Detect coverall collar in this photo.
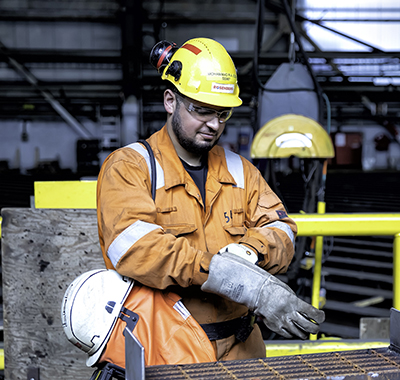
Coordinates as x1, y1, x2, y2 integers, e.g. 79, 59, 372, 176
151, 126, 238, 191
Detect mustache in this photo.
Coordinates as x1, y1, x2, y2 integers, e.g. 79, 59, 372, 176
199, 127, 218, 136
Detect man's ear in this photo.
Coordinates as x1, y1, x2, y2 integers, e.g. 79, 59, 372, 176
164, 89, 176, 114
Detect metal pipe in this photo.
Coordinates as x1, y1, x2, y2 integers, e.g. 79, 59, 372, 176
311, 202, 326, 309
292, 213, 400, 236
290, 212, 400, 326
310, 201, 325, 340
0, 41, 93, 139
265, 339, 389, 357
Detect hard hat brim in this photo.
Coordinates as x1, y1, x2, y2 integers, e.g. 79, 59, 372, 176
183, 91, 243, 108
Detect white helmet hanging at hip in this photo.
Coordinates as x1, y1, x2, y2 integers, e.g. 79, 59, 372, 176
61, 269, 134, 367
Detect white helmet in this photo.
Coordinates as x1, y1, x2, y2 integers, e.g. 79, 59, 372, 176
61, 269, 134, 367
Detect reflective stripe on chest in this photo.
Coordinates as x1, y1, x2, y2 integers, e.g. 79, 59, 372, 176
127, 142, 165, 190
127, 144, 245, 192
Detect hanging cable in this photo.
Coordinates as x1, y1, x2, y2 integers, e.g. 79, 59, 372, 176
288, 0, 296, 65
253, 0, 327, 125
322, 92, 331, 134
253, 0, 315, 94
280, 0, 324, 123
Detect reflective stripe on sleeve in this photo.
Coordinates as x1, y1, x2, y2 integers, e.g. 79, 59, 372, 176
126, 142, 165, 190
263, 221, 295, 246
224, 148, 244, 189
173, 300, 191, 321
107, 220, 163, 267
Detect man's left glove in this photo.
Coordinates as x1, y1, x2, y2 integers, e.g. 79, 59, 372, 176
201, 251, 325, 339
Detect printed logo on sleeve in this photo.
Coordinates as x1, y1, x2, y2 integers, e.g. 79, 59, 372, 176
276, 210, 288, 219
211, 83, 235, 94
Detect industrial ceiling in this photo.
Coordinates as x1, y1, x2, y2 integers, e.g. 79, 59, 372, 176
0, 0, 399, 138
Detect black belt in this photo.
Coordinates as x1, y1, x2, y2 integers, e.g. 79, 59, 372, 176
200, 312, 256, 342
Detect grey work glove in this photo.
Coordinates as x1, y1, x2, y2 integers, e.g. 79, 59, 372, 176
201, 252, 325, 339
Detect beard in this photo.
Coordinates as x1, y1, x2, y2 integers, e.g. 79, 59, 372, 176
171, 104, 220, 157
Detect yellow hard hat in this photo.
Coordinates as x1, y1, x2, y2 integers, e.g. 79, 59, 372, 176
251, 114, 335, 159
150, 38, 242, 108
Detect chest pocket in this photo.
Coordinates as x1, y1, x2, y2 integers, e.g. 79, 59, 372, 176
156, 205, 197, 237
222, 188, 246, 237
165, 224, 197, 237
129, 142, 198, 238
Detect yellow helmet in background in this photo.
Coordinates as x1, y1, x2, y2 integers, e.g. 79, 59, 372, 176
150, 38, 242, 108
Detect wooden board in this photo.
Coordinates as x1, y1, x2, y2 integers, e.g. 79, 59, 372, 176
1, 208, 105, 380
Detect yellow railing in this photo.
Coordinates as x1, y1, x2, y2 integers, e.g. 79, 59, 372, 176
292, 211, 400, 308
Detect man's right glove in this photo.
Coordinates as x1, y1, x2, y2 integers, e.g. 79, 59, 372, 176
201, 252, 325, 339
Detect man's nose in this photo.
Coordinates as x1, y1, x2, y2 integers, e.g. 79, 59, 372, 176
206, 115, 221, 130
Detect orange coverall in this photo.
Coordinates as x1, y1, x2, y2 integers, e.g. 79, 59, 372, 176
97, 125, 297, 362
100, 284, 217, 367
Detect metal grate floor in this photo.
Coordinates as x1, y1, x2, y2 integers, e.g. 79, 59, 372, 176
144, 348, 400, 379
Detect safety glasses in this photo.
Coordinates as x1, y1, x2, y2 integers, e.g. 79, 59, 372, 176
175, 93, 233, 124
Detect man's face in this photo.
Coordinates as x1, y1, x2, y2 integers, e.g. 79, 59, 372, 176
171, 94, 228, 156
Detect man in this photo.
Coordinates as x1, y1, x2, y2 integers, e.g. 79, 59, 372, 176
96, 37, 324, 363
